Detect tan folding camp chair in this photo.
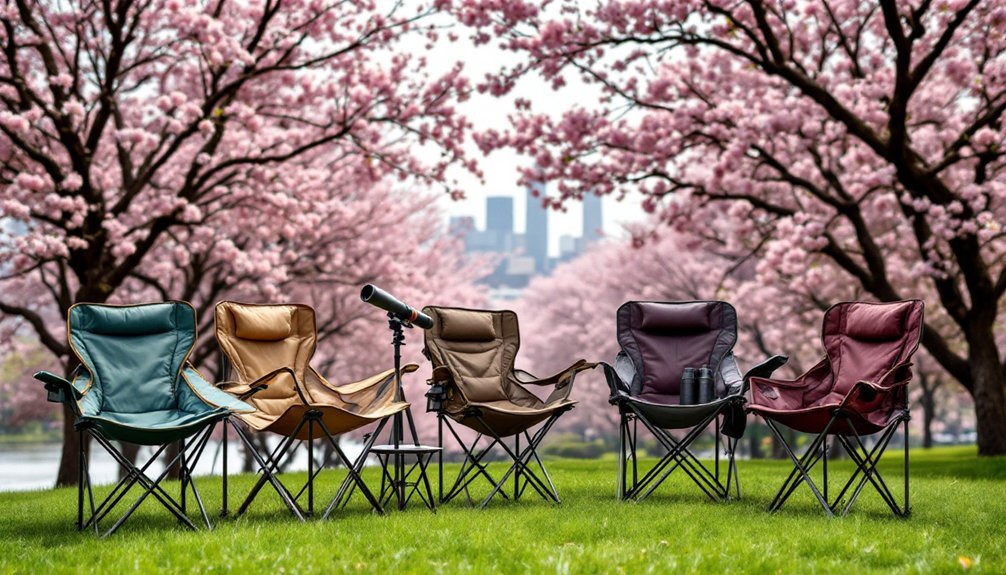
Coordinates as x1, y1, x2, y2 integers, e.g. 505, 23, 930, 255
422, 306, 595, 508
214, 301, 414, 520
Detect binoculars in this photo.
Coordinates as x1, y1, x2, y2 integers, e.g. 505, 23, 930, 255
680, 367, 715, 405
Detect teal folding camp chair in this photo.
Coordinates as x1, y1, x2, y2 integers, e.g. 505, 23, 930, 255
35, 302, 252, 536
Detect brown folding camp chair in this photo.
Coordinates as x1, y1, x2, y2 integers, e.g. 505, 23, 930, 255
214, 301, 414, 520
422, 306, 596, 508
747, 300, 924, 517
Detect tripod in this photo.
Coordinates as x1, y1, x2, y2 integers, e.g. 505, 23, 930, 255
369, 315, 439, 510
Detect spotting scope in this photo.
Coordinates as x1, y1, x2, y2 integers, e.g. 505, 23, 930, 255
360, 284, 434, 329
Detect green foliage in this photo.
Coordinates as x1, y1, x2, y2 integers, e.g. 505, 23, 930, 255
540, 433, 610, 459
0, 446, 1002, 574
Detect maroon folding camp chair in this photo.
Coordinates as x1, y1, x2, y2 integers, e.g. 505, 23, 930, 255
748, 300, 924, 517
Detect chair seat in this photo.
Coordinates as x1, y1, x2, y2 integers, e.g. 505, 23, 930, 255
747, 402, 893, 435
452, 398, 577, 437
235, 401, 409, 440
622, 394, 742, 430
80, 407, 229, 445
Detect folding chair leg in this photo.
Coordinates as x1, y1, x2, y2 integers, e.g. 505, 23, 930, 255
329, 419, 389, 512
307, 418, 315, 516
475, 412, 564, 509
764, 418, 834, 517
179, 441, 187, 516
631, 407, 725, 502
715, 418, 721, 483
439, 419, 509, 504
724, 436, 741, 500
319, 419, 385, 518
904, 416, 910, 515
525, 429, 558, 500
832, 414, 910, 517
89, 424, 216, 537
232, 424, 306, 521
513, 434, 520, 501
86, 438, 175, 529
445, 434, 502, 504
617, 410, 632, 500
437, 414, 444, 502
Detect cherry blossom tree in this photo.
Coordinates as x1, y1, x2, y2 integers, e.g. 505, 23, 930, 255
516, 227, 765, 443
0, 0, 477, 485
518, 223, 973, 454
450, 0, 1006, 454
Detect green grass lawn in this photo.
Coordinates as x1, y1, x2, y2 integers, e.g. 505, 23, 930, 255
0, 446, 1003, 574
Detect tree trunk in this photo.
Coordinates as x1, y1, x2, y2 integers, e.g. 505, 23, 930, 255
917, 370, 935, 449
969, 336, 1006, 455
164, 442, 182, 480
748, 422, 764, 459
55, 403, 85, 487
119, 443, 140, 480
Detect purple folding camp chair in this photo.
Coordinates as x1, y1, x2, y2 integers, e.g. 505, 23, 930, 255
601, 301, 787, 501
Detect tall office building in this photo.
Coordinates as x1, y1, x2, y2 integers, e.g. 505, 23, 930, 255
486, 196, 514, 233
485, 196, 514, 252
525, 182, 549, 273
582, 193, 603, 243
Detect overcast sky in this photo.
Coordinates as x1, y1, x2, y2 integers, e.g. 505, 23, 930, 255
414, 18, 645, 255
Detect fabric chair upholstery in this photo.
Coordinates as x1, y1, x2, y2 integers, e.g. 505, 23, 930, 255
64, 302, 252, 445
34, 301, 251, 536
609, 301, 748, 431
746, 299, 924, 517
748, 300, 924, 434
215, 301, 411, 439
602, 300, 787, 502
423, 306, 590, 437
423, 305, 595, 508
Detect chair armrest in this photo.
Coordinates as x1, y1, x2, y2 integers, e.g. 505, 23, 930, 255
514, 359, 594, 389
598, 361, 631, 401
749, 357, 832, 409
841, 362, 914, 408
743, 355, 789, 383
752, 356, 830, 391
34, 371, 81, 403
219, 366, 306, 402
181, 364, 254, 413
328, 364, 419, 395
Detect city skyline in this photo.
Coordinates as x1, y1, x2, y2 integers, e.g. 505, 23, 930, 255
451, 183, 605, 295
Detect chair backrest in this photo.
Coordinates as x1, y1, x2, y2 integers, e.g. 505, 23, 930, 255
214, 302, 317, 384
422, 306, 520, 403
616, 301, 738, 397
821, 300, 925, 398
68, 302, 196, 414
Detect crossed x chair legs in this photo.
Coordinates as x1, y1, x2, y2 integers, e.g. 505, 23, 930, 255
438, 408, 568, 509
76, 421, 218, 538
761, 410, 911, 518
222, 413, 388, 521
617, 403, 740, 503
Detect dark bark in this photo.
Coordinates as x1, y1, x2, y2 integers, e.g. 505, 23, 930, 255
916, 368, 943, 449
55, 403, 85, 487
119, 443, 140, 481
968, 334, 1006, 454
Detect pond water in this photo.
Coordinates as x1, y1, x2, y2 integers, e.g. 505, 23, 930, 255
0, 439, 363, 492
